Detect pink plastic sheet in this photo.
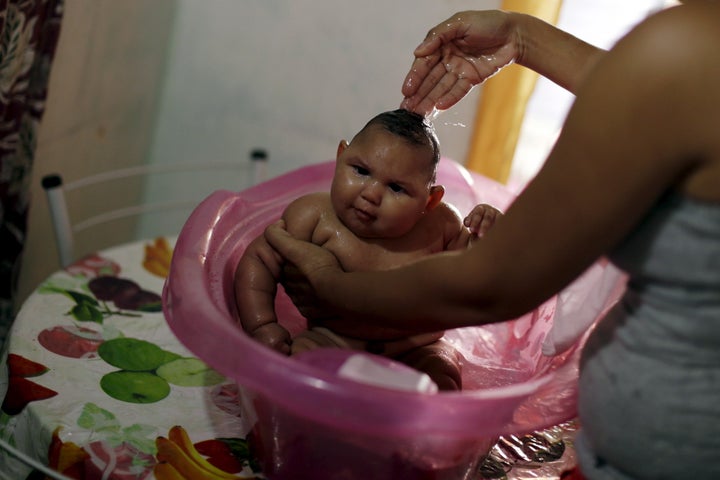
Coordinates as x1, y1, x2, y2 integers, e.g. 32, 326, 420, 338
163, 158, 624, 479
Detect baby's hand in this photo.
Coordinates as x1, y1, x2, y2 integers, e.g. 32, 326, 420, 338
464, 204, 502, 237
251, 323, 291, 355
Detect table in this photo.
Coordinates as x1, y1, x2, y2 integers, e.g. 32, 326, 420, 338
0, 237, 581, 480
0, 237, 260, 479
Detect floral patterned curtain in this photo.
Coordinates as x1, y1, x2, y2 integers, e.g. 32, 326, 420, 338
0, 0, 64, 343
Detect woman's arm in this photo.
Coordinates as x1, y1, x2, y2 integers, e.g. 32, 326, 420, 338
511, 11, 605, 92
269, 6, 714, 336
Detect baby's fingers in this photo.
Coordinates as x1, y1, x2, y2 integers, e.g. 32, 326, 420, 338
464, 205, 501, 236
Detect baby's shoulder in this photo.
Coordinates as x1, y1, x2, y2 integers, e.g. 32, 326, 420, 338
427, 201, 464, 225
284, 192, 331, 215
426, 201, 473, 250
282, 192, 333, 235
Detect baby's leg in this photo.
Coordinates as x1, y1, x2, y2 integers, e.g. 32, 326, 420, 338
396, 340, 462, 391
250, 323, 291, 355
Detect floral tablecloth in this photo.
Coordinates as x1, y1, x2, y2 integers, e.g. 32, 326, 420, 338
0, 238, 262, 479
0, 237, 582, 480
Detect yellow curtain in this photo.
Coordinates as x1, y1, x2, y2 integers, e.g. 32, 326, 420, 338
466, 0, 563, 183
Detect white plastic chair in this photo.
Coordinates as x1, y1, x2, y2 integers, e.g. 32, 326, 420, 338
41, 151, 268, 267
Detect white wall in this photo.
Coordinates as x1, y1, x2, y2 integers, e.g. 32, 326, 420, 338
17, 0, 176, 306
140, 0, 500, 236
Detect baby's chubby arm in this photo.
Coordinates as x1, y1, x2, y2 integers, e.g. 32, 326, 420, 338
235, 234, 290, 353
234, 194, 323, 354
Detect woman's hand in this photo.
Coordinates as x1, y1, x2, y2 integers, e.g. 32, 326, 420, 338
401, 9, 604, 113
401, 10, 518, 115
279, 263, 338, 322
264, 220, 342, 314
267, 221, 430, 339
264, 220, 341, 280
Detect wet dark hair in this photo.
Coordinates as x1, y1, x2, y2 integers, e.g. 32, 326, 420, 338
358, 109, 440, 180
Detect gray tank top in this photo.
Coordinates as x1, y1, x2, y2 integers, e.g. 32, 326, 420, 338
575, 191, 720, 479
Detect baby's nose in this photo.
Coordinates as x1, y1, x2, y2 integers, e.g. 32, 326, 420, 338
361, 181, 383, 204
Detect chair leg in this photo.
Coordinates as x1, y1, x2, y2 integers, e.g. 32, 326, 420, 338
42, 174, 74, 268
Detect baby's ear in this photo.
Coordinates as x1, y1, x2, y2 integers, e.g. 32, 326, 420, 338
425, 185, 445, 211
336, 140, 349, 160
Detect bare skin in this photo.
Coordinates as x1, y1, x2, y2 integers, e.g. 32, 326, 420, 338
264, 3, 720, 337
237, 192, 465, 347
400, 10, 605, 115
261, 4, 720, 476
235, 121, 501, 390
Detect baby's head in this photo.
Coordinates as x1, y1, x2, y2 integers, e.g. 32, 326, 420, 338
359, 109, 440, 180
331, 109, 444, 239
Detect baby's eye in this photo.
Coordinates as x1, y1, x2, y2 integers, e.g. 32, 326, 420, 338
389, 183, 405, 194
353, 165, 370, 176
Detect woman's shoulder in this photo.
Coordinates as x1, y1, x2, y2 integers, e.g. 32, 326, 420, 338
593, 3, 720, 112
650, 1, 720, 26
618, 3, 720, 61
603, 3, 720, 200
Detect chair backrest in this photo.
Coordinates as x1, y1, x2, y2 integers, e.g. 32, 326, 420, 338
41, 153, 268, 267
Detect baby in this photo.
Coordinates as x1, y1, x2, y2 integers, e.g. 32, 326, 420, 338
234, 109, 501, 390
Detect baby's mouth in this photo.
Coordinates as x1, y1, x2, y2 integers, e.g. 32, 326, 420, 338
353, 206, 375, 222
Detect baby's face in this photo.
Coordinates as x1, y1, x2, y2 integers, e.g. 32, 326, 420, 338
331, 126, 435, 239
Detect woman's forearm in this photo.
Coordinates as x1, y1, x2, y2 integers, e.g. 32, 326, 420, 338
314, 250, 511, 335
512, 12, 606, 93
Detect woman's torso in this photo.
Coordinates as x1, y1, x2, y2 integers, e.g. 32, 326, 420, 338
577, 191, 720, 479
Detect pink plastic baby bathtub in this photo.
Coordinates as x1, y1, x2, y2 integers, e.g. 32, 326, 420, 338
163, 158, 624, 480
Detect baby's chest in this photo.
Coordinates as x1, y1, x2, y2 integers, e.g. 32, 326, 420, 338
313, 222, 444, 271
334, 242, 423, 271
